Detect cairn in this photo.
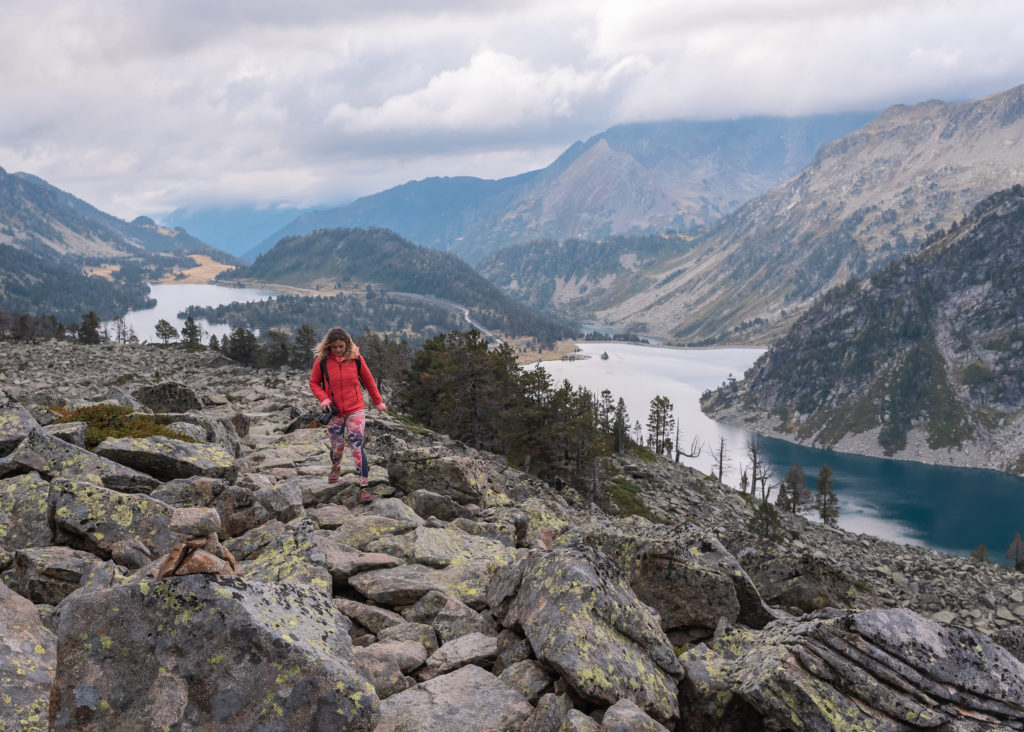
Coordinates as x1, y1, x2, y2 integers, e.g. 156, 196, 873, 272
152, 507, 238, 578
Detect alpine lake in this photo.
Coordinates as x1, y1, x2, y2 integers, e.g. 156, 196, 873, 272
118, 284, 1024, 564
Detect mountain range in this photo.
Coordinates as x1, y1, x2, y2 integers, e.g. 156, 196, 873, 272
478, 84, 1024, 344
0, 167, 245, 322
702, 184, 1024, 474
243, 112, 876, 264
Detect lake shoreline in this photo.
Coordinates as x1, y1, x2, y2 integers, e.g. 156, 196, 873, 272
705, 395, 1024, 479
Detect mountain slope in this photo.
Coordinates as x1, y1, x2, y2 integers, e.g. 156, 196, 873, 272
701, 185, 1024, 474
2, 170, 210, 258
250, 112, 875, 264
221, 227, 575, 341
577, 84, 1024, 343
160, 204, 318, 259
0, 166, 239, 322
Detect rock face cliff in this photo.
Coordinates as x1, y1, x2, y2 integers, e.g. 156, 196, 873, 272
703, 185, 1024, 474
1, 341, 1023, 730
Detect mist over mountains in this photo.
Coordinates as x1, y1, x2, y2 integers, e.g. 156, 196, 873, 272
243, 112, 876, 264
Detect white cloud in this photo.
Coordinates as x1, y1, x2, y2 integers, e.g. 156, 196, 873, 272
0, 0, 1022, 219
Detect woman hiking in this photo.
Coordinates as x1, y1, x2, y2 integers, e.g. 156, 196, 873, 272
309, 327, 387, 503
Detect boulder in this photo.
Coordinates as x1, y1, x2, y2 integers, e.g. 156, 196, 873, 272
738, 547, 855, 613
493, 628, 532, 675
678, 607, 1024, 731
306, 503, 352, 529
49, 476, 177, 561
350, 555, 512, 610
419, 631, 498, 680
49, 574, 379, 730
353, 496, 425, 526
329, 515, 418, 551
558, 517, 775, 634
9, 428, 159, 493
487, 546, 682, 725
386, 449, 490, 504
10, 546, 112, 604
152, 412, 243, 458
314, 536, 401, 591
95, 435, 239, 483
354, 639, 427, 675
168, 507, 222, 536
238, 519, 332, 595
351, 646, 410, 700
522, 693, 574, 732
0, 472, 53, 552
432, 593, 498, 644
497, 659, 554, 704
131, 382, 202, 413
97, 386, 152, 413
600, 699, 671, 731
376, 664, 532, 731
403, 489, 471, 521
332, 598, 405, 634
487, 497, 571, 548
563, 710, 601, 731
376, 623, 439, 654
43, 420, 87, 448
450, 516, 517, 547
166, 421, 208, 442
0, 403, 41, 457
254, 481, 304, 522
225, 520, 288, 561
0, 579, 56, 731
368, 525, 517, 572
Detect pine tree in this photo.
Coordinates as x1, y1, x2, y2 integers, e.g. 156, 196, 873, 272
816, 465, 839, 527
970, 545, 990, 563
155, 319, 179, 344
1007, 533, 1024, 568
181, 316, 202, 346
646, 395, 674, 456
78, 311, 101, 344
777, 463, 813, 514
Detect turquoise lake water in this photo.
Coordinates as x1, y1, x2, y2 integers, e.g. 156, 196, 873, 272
542, 342, 1024, 564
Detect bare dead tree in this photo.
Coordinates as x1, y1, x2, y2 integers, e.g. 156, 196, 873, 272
673, 422, 702, 463
710, 436, 728, 484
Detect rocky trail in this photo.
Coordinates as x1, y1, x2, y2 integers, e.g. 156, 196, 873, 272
1, 340, 1022, 730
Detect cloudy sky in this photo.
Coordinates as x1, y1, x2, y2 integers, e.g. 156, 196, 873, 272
2, 0, 1023, 219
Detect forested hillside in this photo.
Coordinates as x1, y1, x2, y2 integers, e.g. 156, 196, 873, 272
702, 185, 1024, 473
210, 227, 576, 344
478, 233, 698, 317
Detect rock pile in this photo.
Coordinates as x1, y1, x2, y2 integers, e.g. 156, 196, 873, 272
1, 340, 1022, 731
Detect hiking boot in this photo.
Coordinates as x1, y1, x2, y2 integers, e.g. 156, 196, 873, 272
328, 464, 341, 483
359, 488, 373, 503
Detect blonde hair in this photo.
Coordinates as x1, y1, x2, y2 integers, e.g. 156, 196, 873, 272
313, 327, 355, 361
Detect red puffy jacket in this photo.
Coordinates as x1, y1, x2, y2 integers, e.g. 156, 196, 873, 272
309, 354, 383, 416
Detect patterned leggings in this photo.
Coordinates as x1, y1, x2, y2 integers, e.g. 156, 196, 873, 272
327, 410, 368, 479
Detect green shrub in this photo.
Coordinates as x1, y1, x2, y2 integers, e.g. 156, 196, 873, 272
55, 404, 197, 449
605, 477, 660, 522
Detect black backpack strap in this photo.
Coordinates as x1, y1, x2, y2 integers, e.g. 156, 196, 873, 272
319, 356, 330, 391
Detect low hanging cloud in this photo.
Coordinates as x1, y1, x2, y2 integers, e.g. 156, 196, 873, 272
0, 0, 1022, 218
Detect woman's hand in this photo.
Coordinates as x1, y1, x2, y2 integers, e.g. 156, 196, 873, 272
320, 398, 332, 410
376, 402, 388, 413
